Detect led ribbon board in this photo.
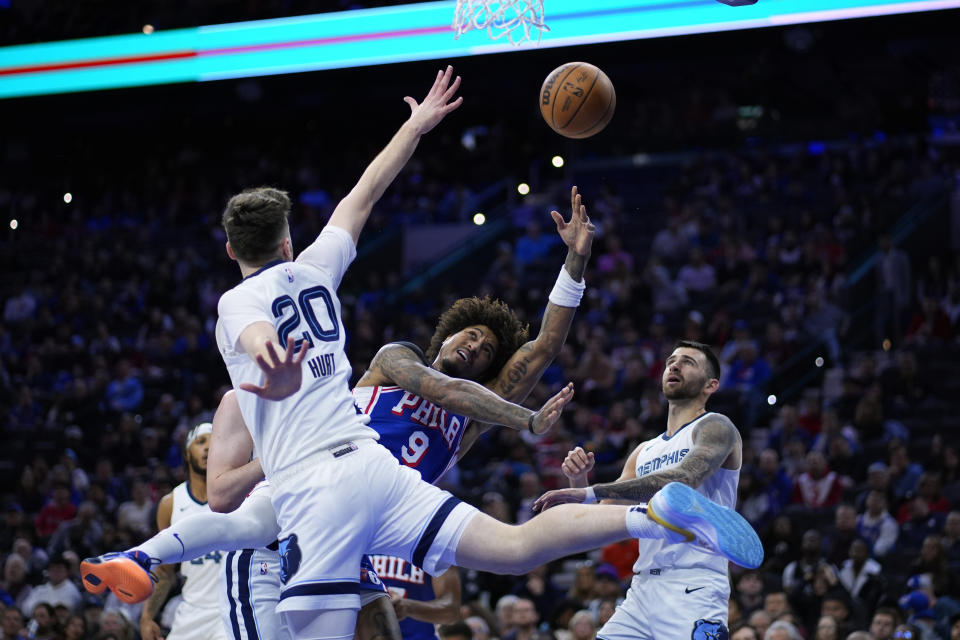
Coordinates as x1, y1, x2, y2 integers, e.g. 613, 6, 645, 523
0, 0, 958, 99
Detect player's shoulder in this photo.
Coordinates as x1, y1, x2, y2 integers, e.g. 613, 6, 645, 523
374, 341, 429, 365
691, 412, 740, 441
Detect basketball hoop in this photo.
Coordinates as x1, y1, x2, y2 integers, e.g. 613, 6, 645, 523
452, 0, 548, 46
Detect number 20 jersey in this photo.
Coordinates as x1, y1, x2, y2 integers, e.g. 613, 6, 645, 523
216, 226, 379, 477
352, 366, 470, 485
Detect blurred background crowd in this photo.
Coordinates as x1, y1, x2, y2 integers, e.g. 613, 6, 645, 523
2, 2, 960, 639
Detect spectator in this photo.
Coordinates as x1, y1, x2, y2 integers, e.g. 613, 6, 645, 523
677, 247, 717, 300
888, 445, 924, 503
783, 529, 836, 592
464, 616, 490, 640
47, 501, 103, 559
825, 505, 860, 566
0, 555, 32, 613
438, 621, 474, 640
837, 539, 883, 608
735, 572, 766, 616
103, 359, 144, 413
942, 511, 960, 569
742, 450, 792, 530
900, 500, 946, 552
815, 615, 841, 640
792, 451, 848, 510
502, 598, 538, 640
33, 483, 77, 541
26, 602, 59, 640
1, 607, 27, 640
803, 290, 849, 364
896, 473, 950, 524
20, 554, 82, 616
731, 622, 760, 640
63, 614, 87, 640
765, 620, 802, 640
115, 481, 153, 538
766, 405, 812, 458
749, 610, 773, 639
97, 609, 133, 640
763, 591, 791, 621
495, 594, 519, 638
873, 234, 912, 344
567, 610, 596, 640
869, 607, 901, 640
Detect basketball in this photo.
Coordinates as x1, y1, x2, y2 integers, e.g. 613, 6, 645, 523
539, 62, 616, 139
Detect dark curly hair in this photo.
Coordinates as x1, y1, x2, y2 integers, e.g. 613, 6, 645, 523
425, 296, 529, 383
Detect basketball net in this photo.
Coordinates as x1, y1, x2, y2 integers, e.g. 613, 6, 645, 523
452, 0, 548, 46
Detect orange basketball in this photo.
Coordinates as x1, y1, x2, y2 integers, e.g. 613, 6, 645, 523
539, 62, 616, 139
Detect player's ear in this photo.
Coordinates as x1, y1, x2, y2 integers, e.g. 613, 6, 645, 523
281, 237, 293, 261
225, 241, 237, 261
704, 377, 720, 395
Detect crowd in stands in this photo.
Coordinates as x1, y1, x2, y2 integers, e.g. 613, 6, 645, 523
1, 124, 959, 639
3, 9, 960, 633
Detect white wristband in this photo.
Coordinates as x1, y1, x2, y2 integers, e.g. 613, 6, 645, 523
582, 486, 597, 504
548, 266, 586, 308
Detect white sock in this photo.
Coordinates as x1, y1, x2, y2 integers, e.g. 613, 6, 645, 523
624, 505, 686, 543
130, 494, 279, 565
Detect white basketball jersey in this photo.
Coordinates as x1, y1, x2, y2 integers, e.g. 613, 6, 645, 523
170, 482, 224, 608
632, 412, 740, 576
216, 226, 378, 476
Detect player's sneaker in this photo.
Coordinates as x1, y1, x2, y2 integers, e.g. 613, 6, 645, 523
81, 550, 156, 604
646, 482, 764, 569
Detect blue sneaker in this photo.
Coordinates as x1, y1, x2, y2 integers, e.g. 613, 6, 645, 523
81, 550, 156, 604
647, 482, 764, 569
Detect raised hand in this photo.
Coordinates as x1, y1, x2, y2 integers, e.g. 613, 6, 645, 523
532, 487, 588, 512
561, 446, 595, 484
239, 336, 308, 401
529, 382, 575, 435
404, 65, 463, 135
551, 186, 595, 257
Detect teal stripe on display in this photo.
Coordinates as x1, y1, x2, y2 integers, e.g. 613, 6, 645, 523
0, 0, 958, 99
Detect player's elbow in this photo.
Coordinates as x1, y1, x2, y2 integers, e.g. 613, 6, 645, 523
437, 604, 460, 624
208, 484, 240, 514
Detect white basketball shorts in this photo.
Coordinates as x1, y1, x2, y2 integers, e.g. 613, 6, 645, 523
269, 438, 478, 613
598, 567, 729, 640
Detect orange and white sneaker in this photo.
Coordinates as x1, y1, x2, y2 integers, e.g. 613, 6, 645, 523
80, 550, 156, 604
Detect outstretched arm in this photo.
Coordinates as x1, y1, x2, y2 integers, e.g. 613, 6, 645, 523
368, 343, 573, 434
534, 414, 739, 510
487, 186, 594, 403
329, 66, 463, 244
208, 390, 262, 513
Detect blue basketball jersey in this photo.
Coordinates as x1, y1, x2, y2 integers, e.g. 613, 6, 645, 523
352, 344, 470, 485
369, 555, 437, 640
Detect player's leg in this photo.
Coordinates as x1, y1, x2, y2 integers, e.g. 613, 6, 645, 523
221, 547, 288, 640
82, 486, 279, 602
454, 504, 641, 574
281, 609, 356, 640
354, 556, 402, 640
454, 484, 763, 572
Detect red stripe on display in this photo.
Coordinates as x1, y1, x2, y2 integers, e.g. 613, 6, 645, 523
198, 24, 450, 57
0, 23, 451, 77
0, 50, 196, 76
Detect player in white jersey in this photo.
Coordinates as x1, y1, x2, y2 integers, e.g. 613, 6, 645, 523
142, 423, 231, 640
534, 340, 747, 640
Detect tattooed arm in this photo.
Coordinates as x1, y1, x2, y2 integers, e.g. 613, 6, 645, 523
369, 343, 572, 433
458, 187, 593, 459
533, 414, 740, 511
487, 185, 594, 404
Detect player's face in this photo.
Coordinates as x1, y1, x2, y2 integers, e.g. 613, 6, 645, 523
437, 325, 499, 380
187, 433, 210, 475
661, 347, 712, 400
